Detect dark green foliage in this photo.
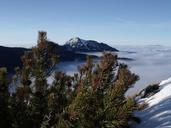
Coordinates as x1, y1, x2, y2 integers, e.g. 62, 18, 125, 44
66, 53, 139, 128
0, 67, 12, 128
0, 32, 139, 128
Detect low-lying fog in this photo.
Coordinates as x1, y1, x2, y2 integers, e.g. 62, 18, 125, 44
56, 45, 171, 96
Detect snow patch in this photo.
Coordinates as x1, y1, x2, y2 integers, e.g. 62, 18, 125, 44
135, 77, 171, 128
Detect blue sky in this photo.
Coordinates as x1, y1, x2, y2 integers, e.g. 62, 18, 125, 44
0, 0, 171, 47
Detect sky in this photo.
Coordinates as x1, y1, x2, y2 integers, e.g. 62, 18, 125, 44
0, 0, 171, 47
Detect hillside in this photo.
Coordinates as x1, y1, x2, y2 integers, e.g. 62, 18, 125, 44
0, 46, 28, 72
135, 77, 171, 128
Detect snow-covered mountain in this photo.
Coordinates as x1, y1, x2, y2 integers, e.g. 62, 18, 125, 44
64, 37, 119, 52
135, 77, 171, 128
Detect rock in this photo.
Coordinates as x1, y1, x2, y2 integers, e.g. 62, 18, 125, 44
139, 84, 160, 98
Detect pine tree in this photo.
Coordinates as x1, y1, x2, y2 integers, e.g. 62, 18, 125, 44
0, 68, 12, 127
26, 31, 58, 128
15, 31, 58, 128
41, 72, 73, 128
66, 53, 139, 128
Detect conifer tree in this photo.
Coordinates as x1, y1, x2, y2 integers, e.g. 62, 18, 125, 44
27, 31, 58, 128
16, 31, 58, 128
66, 53, 139, 128
0, 68, 12, 128
41, 72, 73, 128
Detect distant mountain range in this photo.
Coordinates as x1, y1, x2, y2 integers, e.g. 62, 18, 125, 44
0, 38, 118, 72
64, 37, 118, 52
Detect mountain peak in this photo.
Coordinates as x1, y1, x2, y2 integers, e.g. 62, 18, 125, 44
68, 37, 81, 43
65, 37, 87, 48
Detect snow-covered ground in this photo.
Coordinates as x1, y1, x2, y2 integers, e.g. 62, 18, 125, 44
134, 77, 171, 128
